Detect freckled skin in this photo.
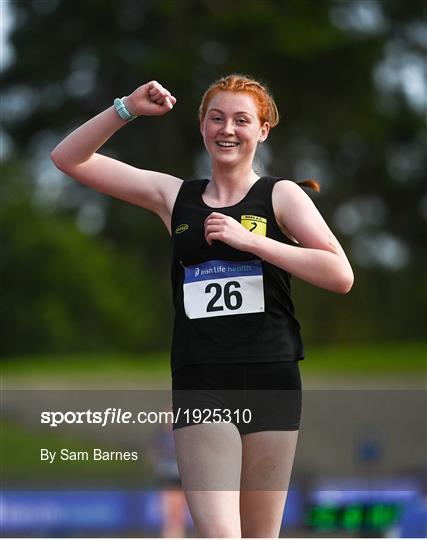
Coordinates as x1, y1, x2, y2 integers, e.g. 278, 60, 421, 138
252, 455, 277, 481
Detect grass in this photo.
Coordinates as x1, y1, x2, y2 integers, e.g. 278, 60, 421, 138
1, 351, 170, 376
299, 341, 426, 374
1, 342, 425, 377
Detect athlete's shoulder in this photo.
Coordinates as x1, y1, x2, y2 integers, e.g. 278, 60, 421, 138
272, 178, 307, 195
269, 177, 300, 186
261, 176, 301, 189
178, 178, 208, 191
271, 179, 313, 221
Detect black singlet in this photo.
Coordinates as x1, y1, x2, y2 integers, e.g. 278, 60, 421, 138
170, 176, 305, 373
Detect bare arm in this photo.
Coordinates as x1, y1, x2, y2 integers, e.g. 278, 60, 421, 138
50, 81, 183, 219
204, 181, 354, 293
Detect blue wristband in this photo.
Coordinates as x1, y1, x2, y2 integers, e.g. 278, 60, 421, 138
113, 96, 137, 121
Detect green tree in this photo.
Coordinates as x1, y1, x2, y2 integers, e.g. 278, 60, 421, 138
1, 160, 160, 354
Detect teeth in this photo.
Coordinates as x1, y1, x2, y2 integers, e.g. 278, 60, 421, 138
217, 142, 238, 147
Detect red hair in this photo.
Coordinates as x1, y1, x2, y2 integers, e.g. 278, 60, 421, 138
199, 73, 279, 127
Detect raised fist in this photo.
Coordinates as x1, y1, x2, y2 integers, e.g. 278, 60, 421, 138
124, 81, 177, 117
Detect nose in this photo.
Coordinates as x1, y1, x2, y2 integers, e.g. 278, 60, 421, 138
220, 118, 234, 135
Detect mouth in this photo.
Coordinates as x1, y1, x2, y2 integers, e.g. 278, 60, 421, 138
215, 141, 239, 148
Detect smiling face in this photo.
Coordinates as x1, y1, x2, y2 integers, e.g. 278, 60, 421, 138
200, 91, 270, 167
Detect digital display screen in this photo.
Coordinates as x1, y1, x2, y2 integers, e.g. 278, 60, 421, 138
307, 503, 402, 531
306, 476, 421, 533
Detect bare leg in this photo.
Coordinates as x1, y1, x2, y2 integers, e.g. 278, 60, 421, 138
173, 422, 242, 537
239, 430, 299, 538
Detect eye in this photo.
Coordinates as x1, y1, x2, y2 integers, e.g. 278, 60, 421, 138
236, 117, 248, 124
211, 116, 223, 122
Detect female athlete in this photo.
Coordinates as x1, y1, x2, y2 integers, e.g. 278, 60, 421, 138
51, 74, 354, 537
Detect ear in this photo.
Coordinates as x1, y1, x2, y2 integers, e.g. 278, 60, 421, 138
259, 121, 270, 142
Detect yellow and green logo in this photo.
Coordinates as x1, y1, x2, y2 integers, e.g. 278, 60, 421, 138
175, 223, 189, 234
241, 215, 267, 236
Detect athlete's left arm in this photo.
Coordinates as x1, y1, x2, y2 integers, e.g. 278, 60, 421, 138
249, 180, 354, 293
204, 181, 353, 293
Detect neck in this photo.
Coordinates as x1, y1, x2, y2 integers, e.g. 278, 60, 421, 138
209, 162, 259, 198
205, 164, 259, 206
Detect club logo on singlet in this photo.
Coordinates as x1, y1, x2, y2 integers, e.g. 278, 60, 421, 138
175, 223, 189, 234
183, 259, 265, 319
240, 215, 267, 236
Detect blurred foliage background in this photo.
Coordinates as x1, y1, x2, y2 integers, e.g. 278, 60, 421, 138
1, 0, 426, 359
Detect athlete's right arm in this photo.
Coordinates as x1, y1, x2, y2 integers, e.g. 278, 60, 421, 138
50, 81, 183, 230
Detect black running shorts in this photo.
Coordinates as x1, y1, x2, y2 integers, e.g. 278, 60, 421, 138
172, 361, 302, 434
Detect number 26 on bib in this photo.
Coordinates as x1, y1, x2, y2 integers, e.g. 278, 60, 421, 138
183, 259, 265, 319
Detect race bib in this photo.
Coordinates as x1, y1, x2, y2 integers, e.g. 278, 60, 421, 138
183, 260, 264, 319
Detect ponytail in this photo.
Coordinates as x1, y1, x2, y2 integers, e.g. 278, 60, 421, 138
296, 179, 320, 192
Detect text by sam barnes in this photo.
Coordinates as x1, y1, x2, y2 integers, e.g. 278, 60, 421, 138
41, 448, 139, 463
